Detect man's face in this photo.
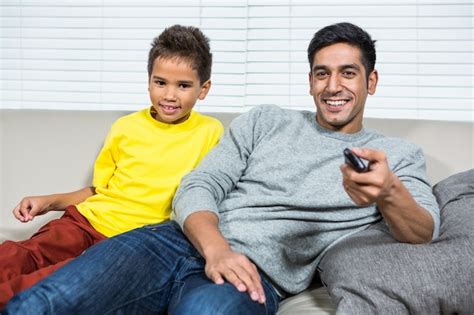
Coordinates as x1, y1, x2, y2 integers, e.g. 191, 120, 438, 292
148, 57, 210, 124
309, 43, 378, 133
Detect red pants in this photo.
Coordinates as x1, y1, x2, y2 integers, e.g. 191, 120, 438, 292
0, 206, 106, 308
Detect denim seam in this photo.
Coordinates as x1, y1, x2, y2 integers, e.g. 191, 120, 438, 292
104, 248, 189, 314
104, 255, 193, 313
262, 276, 280, 315
104, 284, 172, 314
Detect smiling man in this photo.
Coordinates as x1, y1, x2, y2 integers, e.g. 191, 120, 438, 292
5, 23, 439, 315
310, 42, 377, 133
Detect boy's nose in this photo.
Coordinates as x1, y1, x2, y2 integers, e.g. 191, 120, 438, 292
164, 87, 177, 101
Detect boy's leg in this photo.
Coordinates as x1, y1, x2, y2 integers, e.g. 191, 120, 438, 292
0, 258, 73, 309
0, 206, 106, 307
4, 222, 201, 314
167, 261, 281, 315
0, 206, 105, 282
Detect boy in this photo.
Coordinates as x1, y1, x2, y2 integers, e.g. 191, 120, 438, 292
0, 25, 223, 308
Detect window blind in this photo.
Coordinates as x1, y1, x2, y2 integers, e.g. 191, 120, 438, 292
1, 0, 473, 121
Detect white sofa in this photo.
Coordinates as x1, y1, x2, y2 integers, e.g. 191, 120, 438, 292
1, 109, 473, 314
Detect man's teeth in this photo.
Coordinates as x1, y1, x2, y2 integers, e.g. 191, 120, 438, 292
325, 100, 347, 106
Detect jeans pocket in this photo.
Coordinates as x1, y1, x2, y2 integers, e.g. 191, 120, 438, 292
260, 276, 282, 315
316, 265, 328, 287
143, 220, 171, 231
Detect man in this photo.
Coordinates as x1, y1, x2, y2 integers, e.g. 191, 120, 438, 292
4, 22, 439, 315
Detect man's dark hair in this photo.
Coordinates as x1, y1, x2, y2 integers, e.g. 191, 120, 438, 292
307, 22, 376, 79
147, 25, 212, 84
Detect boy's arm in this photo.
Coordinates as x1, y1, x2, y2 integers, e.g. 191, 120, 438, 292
12, 122, 114, 223
12, 115, 121, 223
341, 148, 436, 243
13, 187, 95, 222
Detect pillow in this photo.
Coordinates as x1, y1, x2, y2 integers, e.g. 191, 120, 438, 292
317, 169, 474, 314
433, 169, 474, 210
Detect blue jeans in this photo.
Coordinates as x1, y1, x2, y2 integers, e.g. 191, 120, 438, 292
5, 222, 281, 314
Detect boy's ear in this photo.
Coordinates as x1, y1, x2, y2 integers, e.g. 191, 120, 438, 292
198, 80, 211, 100
367, 69, 378, 95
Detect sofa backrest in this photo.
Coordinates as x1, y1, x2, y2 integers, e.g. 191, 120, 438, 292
1, 109, 472, 240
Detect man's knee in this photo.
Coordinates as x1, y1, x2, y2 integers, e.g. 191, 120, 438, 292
5, 286, 56, 315
171, 283, 268, 315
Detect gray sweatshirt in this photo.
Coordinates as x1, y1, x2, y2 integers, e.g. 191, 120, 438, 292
173, 105, 440, 294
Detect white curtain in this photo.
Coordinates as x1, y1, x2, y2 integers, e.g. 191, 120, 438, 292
1, 0, 473, 121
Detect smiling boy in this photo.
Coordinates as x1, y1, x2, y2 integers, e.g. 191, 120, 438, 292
0, 25, 223, 307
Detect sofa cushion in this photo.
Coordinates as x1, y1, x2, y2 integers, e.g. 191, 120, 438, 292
277, 287, 334, 315
433, 169, 474, 210
316, 169, 474, 314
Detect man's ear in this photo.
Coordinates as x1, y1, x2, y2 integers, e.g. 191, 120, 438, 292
308, 72, 314, 95
198, 80, 211, 100
367, 69, 378, 95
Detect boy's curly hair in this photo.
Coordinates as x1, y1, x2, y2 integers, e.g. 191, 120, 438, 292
147, 25, 212, 84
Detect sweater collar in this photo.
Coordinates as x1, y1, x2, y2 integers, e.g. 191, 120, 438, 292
309, 112, 369, 142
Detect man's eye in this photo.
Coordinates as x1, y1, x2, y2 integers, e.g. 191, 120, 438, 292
315, 72, 328, 78
343, 71, 356, 78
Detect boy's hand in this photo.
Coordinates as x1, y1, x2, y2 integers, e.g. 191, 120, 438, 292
205, 248, 266, 304
12, 195, 55, 222
340, 147, 395, 206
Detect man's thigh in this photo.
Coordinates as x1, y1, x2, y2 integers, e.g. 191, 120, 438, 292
168, 271, 281, 315
5, 222, 199, 314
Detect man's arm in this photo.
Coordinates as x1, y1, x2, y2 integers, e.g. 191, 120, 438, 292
341, 148, 434, 243
183, 211, 266, 304
173, 107, 269, 303
13, 187, 96, 222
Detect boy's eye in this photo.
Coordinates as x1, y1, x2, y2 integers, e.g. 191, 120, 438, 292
179, 83, 191, 89
154, 80, 165, 86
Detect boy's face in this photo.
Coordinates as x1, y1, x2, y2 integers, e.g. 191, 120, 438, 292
309, 42, 378, 133
148, 57, 211, 124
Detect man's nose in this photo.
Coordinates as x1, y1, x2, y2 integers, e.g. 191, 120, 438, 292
326, 75, 342, 94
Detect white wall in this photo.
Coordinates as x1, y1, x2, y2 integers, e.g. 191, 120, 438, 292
1, 0, 473, 121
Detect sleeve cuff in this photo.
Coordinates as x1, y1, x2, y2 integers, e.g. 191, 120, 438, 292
172, 186, 220, 230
